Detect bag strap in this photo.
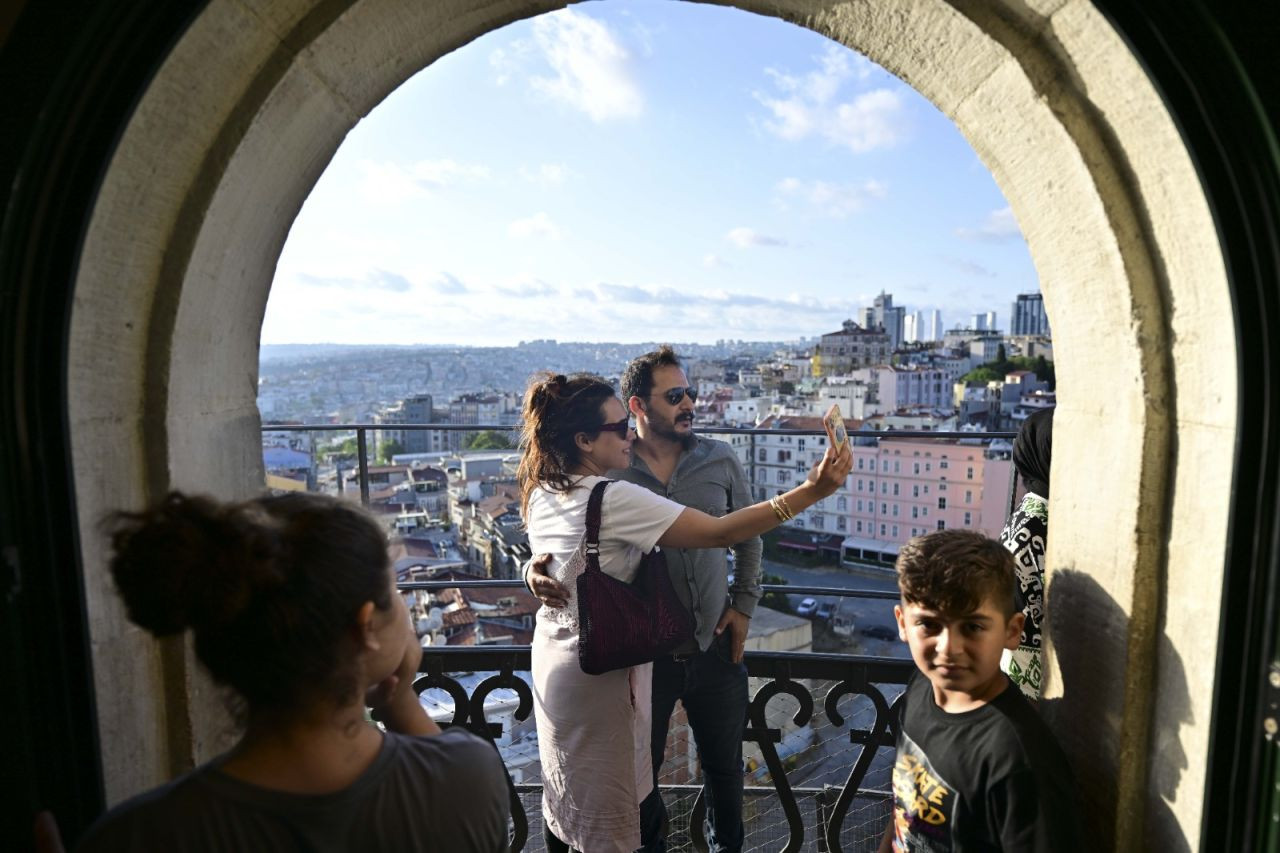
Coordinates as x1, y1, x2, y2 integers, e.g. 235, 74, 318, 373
584, 480, 614, 563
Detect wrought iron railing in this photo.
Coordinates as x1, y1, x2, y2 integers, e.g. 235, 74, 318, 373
413, 639, 911, 852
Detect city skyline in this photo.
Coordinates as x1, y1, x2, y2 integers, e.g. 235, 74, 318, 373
263, 1, 1039, 346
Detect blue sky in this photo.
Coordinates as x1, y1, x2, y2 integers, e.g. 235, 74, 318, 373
263, 1, 1036, 346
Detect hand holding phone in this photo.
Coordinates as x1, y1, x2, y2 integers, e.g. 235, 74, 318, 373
824, 403, 848, 451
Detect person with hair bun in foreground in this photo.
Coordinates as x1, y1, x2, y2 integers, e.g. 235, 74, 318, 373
518, 372, 852, 853
78, 491, 509, 853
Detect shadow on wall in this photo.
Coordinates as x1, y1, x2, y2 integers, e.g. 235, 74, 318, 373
1042, 569, 1191, 853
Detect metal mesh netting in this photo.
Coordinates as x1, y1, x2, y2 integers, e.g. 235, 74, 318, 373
515, 678, 904, 852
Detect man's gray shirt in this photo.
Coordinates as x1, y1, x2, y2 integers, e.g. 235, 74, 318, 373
610, 434, 762, 654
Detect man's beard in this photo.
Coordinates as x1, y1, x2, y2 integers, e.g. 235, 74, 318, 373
651, 410, 697, 450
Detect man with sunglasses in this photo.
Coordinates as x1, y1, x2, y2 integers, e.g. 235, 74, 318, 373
526, 346, 760, 853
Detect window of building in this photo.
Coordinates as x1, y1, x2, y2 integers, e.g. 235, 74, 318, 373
912, 485, 919, 497
893, 483, 900, 496
965, 490, 973, 504
938, 497, 947, 509
964, 512, 972, 526
892, 504, 899, 517
892, 525, 899, 537
882, 460, 890, 473
856, 520, 863, 533
758, 449, 767, 462
925, 463, 932, 472
881, 503, 888, 515
894, 461, 901, 473
778, 450, 791, 462
880, 523, 887, 536
922, 507, 929, 517
857, 458, 865, 470
966, 466, 974, 480
798, 439, 805, 451
837, 496, 847, 511
857, 499, 864, 512
912, 506, 919, 518
777, 470, 788, 484
913, 462, 920, 474
940, 459, 949, 469
937, 520, 946, 530
813, 515, 825, 530
837, 516, 846, 531
938, 483, 947, 491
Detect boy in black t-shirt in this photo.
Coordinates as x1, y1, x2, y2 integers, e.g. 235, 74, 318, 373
878, 530, 1082, 853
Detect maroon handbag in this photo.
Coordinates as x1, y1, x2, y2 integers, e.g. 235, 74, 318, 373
576, 480, 695, 675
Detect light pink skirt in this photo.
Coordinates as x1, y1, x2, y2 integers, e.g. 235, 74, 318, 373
532, 618, 653, 853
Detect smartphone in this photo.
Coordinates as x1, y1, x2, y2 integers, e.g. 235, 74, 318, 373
824, 403, 848, 451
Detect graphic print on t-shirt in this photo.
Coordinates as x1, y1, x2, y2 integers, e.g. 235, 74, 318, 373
891, 730, 956, 852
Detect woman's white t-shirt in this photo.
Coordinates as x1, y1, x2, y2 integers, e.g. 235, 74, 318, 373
525, 475, 685, 585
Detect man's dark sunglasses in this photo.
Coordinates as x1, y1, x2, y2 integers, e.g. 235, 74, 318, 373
597, 416, 633, 436
655, 386, 698, 406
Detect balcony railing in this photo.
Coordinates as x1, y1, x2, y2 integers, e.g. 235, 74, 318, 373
263, 422, 1018, 851
408, 581, 912, 853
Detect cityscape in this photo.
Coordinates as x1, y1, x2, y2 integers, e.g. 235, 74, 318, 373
260, 286, 1051, 614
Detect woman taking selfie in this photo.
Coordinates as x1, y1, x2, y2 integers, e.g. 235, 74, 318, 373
78, 491, 509, 852
518, 372, 852, 853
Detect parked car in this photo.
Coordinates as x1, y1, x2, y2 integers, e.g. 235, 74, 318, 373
796, 597, 818, 617
860, 624, 899, 641
815, 601, 836, 621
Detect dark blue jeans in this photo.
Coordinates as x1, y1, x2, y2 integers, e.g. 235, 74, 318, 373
639, 632, 749, 853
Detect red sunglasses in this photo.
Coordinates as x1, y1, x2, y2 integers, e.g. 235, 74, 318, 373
597, 416, 633, 436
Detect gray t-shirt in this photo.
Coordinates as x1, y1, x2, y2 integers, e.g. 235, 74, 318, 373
78, 728, 510, 852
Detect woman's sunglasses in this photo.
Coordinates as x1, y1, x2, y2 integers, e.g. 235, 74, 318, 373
597, 416, 633, 436
656, 386, 698, 406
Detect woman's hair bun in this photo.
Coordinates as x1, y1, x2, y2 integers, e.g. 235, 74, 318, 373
105, 492, 286, 637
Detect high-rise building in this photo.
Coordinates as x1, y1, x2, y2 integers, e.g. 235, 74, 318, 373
863, 291, 904, 349
1011, 292, 1051, 336
402, 394, 435, 453
927, 309, 942, 342
904, 311, 921, 344
971, 311, 998, 332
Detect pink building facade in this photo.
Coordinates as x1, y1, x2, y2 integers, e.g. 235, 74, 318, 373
843, 436, 1013, 566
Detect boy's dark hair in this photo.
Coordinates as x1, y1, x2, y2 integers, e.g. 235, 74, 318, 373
620, 345, 681, 404
896, 529, 1017, 617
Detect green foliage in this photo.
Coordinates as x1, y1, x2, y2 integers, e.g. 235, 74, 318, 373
465, 430, 513, 450
377, 439, 404, 463
319, 437, 358, 459
959, 353, 1055, 389
760, 571, 792, 613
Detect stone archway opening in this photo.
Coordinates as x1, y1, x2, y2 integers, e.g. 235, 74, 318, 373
66, 2, 1235, 849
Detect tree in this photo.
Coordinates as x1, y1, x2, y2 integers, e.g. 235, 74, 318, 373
996, 343, 1007, 364
760, 572, 792, 613
377, 439, 404, 463
465, 430, 512, 450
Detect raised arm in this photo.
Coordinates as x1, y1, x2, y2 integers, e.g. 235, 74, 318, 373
658, 443, 851, 550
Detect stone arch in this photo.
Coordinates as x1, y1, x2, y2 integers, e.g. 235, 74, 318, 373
66, 1, 1234, 848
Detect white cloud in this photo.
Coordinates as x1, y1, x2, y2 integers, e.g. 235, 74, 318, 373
528, 9, 643, 121
955, 206, 1022, 242
356, 159, 490, 203
508, 212, 563, 240
755, 45, 908, 153
702, 253, 729, 269
776, 177, 888, 216
726, 227, 787, 249
494, 277, 558, 298
520, 163, 571, 186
